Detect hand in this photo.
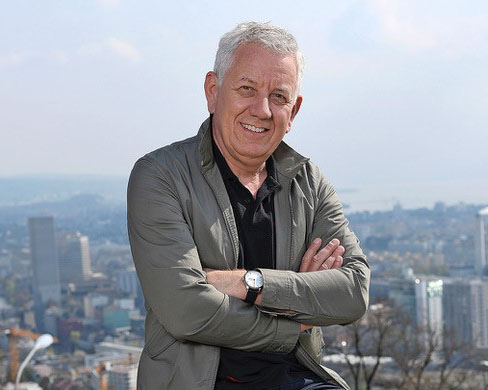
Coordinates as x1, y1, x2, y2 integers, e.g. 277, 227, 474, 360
300, 323, 313, 332
299, 238, 345, 272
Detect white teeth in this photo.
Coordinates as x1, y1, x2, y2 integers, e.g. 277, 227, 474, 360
242, 123, 267, 133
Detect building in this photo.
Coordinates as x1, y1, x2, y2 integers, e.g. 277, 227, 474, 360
28, 216, 61, 330
115, 267, 145, 313
475, 207, 488, 274
86, 342, 141, 390
103, 307, 131, 331
57, 232, 92, 284
443, 278, 488, 349
388, 277, 443, 343
388, 279, 417, 321
415, 278, 443, 345
83, 293, 110, 319
28, 217, 61, 304
115, 267, 139, 296
107, 364, 138, 390
471, 279, 488, 348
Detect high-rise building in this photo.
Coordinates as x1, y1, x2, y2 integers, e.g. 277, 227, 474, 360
388, 279, 417, 321
443, 280, 472, 345
471, 279, 488, 348
415, 278, 443, 345
443, 278, 488, 349
57, 232, 92, 284
475, 207, 488, 274
28, 217, 61, 304
388, 277, 443, 343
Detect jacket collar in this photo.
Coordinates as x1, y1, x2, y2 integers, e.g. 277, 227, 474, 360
198, 116, 309, 180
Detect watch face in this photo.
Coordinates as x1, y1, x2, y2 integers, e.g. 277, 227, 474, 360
245, 271, 263, 289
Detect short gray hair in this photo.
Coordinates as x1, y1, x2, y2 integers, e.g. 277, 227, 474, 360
213, 21, 304, 97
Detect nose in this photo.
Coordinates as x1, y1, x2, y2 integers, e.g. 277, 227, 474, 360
249, 95, 272, 119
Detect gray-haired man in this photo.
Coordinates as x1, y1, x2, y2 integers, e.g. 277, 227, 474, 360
128, 21, 370, 390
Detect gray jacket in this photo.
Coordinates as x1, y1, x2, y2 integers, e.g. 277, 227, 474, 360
127, 117, 370, 389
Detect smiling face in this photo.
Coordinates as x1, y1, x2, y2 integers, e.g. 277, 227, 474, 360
205, 43, 302, 174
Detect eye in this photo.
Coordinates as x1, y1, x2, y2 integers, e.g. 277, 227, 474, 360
270, 93, 289, 104
236, 85, 255, 97
238, 85, 254, 92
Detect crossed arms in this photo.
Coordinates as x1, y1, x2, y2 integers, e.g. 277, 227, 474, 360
205, 237, 346, 331
127, 156, 370, 354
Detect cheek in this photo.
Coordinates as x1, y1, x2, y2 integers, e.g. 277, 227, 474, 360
272, 107, 293, 125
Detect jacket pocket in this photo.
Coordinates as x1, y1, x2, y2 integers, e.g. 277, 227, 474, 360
146, 325, 178, 359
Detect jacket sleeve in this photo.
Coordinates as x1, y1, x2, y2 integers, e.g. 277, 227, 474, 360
127, 157, 300, 353
257, 167, 370, 326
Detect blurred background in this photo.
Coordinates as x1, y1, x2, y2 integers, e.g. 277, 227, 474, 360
1, 1, 487, 389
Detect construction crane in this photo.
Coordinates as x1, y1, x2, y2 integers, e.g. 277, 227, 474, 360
93, 363, 107, 390
5, 327, 58, 384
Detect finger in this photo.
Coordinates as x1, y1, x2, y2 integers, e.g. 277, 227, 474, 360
320, 255, 343, 271
309, 239, 340, 272
322, 246, 345, 270
333, 245, 345, 258
333, 256, 343, 268
299, 238, 322, 272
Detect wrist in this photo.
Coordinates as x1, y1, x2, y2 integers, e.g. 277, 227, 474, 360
243, 269, 264, 304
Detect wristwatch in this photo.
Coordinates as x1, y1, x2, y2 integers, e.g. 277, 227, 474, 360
243, 269, 264, 304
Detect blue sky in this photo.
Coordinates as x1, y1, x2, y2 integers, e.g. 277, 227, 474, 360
1, 1, 487, 205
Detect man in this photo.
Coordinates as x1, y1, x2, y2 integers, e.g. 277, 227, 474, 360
128, 22, 370, 390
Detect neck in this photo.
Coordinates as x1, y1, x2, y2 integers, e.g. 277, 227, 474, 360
213, 138, 269, 198
228, 158, 268, 199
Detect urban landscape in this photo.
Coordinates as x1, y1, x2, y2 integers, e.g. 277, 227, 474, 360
0, 177, 487, 389
3, 1, 488, 389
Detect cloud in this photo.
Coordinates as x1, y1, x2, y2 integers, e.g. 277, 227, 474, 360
371, 0, 436, 51
108, 37, 141, 62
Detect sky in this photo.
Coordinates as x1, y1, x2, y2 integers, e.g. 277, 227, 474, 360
1, 0, 487, 209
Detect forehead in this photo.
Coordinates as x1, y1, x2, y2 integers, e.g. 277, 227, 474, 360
226, 43, 298, 89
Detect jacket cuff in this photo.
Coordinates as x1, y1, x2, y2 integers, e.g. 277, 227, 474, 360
263, 317, 300, 353
258, 268, 294, 310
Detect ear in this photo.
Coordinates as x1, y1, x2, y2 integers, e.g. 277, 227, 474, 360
204, 71, 219, 114
286, 95, 303, 133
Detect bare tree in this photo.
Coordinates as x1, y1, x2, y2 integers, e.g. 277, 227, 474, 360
434, 329, 480, 390
390, 322, 439, 390
390, 318, 479, 389
328, 301, 482, 390
338, 303, 399, 390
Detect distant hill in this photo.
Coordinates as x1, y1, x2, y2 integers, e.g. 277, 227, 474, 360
0, 192, 129, 244
0, 175, 127, 206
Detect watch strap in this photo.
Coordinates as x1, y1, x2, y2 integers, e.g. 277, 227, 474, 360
244, 288, 260, 304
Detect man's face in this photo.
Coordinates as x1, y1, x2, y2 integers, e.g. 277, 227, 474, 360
205, 43, 302, 170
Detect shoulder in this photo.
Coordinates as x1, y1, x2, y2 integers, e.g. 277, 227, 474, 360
144, 134, 200, 169
275, 141, 334, 196
130, 133, 201, 180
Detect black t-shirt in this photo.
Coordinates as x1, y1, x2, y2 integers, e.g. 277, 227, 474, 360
212, 134, 315, 389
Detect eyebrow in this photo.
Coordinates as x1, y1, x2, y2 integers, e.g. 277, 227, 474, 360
239, 76, 257, 84
239, 76, 293, 97
274, 87, 291, 95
